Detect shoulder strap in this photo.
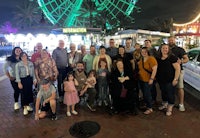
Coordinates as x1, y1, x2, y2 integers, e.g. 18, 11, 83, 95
142, 58, 152, 74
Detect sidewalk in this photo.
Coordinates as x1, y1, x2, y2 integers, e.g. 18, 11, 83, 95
0, 77, 200, 138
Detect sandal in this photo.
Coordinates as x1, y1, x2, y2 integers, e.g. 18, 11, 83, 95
158, 105, 167, 110
144, 108, 153, 115
166, 110, 172, 116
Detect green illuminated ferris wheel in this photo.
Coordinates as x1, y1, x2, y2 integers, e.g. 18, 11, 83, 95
37, 0, 139, 28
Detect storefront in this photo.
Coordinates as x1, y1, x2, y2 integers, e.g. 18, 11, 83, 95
173, 13, 200, 49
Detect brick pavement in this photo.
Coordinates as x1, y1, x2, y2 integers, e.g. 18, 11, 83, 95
0, 77, 200, 138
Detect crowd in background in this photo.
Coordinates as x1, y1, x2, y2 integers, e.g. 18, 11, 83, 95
3, 36, 189, 120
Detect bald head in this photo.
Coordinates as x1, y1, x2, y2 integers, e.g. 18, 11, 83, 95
58, 40, 65, 49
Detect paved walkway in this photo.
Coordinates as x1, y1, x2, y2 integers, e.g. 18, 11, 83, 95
0, 75, 200, 138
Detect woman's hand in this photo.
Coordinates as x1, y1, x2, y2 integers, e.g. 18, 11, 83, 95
148, 79, 154, 85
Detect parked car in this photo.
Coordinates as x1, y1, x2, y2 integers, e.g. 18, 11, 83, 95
183, 47, 200, 91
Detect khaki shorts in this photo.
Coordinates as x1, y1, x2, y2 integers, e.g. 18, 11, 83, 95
177, 70, 184, 89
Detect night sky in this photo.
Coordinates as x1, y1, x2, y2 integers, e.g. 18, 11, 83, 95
0, 0, 200, 28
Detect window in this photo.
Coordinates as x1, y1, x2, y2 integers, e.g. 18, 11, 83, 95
187, 50, 199, 61
197, 54, 200, 66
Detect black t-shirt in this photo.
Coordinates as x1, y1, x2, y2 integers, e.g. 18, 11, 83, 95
171, 45, 187, 70
156, 54, 178, 83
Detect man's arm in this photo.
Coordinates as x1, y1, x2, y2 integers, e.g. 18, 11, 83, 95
182, 54, 189, 64
35, 97, 41, 120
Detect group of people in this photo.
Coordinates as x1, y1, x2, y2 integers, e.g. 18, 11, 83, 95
3, 36, 188, 121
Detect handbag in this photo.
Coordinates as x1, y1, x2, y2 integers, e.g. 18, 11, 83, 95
120, 85, 127, 98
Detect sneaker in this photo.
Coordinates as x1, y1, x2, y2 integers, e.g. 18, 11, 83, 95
144, 108, 153, 115
66, 111, 71, 116
87, 103, 96, 112
27, 106, 33, 112
51, 113, 57, 120
14, 102, 20, 110
71, 110, 78, 115
23, 107, 28, 115
104, 100, 108, 106
98, 101, 102, 106
179, 104, 185, 112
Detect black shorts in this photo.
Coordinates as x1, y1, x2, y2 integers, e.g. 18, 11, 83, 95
41, 103, 51, 112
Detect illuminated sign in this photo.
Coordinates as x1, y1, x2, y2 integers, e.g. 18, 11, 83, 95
63, 28, 87, 33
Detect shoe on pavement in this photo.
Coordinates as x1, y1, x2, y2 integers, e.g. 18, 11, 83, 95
51, 113, 57, 120
158, 104, 168, 110
87, 103, 96, 112
179, 104, 185, 112
66, 111, 71, 116
98, 101, 102, 106
166, 110, 172, 116
27, 106, 33, 112
144, 108, 153, 115
104, 100, 108, 106
71, 110, 78, 115
23, 107, 28, 115
14, 102, 20, 110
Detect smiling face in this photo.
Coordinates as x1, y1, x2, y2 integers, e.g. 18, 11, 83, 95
41, 49, 49, 59
15, 48, 22, 57
116, 60, 124, 70
20, 52, 28, 61
161, 44, 169, 55
141, 49, 148, 57
118, 47, 125, 55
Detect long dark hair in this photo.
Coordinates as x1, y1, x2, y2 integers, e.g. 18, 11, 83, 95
64, 71, 74, 81
6, 47, 22, 63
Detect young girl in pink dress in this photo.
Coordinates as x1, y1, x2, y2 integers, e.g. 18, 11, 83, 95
63, 72, 80, 116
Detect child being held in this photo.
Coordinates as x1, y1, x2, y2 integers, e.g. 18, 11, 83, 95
80, 70, 97, 111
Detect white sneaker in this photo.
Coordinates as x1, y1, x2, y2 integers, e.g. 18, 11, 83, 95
179, 104, 185, 112
98, 101, 102, 106
71, 110, 78, 115
66, 112, 71, 116
104, 100, 108, 106
23, 107, 28, 115
27, 106, 33, 111
14, 102, 20, 110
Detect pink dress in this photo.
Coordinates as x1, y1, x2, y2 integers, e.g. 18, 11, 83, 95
63, 81, 80, 105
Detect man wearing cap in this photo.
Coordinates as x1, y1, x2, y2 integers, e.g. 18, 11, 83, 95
35, 79, 57, 120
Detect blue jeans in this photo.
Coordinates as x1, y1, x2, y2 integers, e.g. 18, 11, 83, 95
159, 82, 176, 105
139, 81, 153, 108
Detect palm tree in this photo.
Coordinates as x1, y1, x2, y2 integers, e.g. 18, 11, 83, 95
13, 0, 41, 29
145, 17, 173, 33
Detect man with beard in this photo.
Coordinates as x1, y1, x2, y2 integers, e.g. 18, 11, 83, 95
168, 36, 189, 111
73, 62, 87, 105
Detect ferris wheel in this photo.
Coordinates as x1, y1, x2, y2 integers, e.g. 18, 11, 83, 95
37, 0, 139, 28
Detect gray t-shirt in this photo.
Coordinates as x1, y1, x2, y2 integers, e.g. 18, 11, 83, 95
37, 85, 56, 100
